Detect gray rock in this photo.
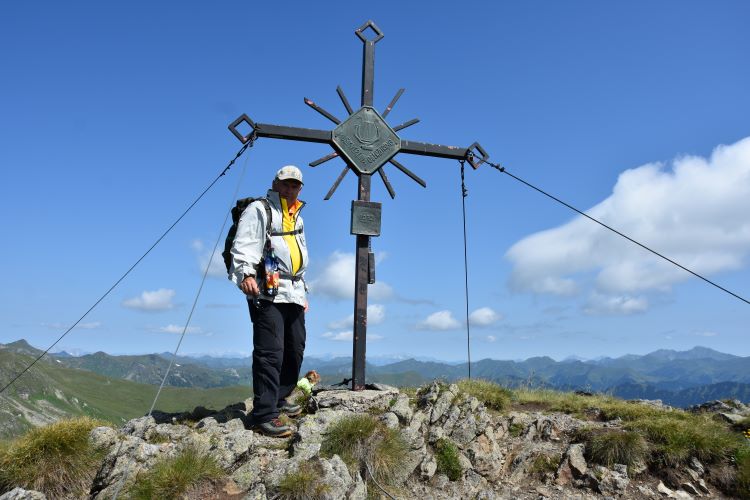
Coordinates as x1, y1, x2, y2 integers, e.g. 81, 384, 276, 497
657, 481, 674, 496
348, 472, 367, 499
442, 405, 462, 435
428, 424, 445, 444
534, 418, 559, 441
196, 416, 220, 430
391, 393, 413, 424
465, 433, 504, 482
689, 457, 705, 476
409, 410, 427, 433
122, 415, 155, 439
431, 390, 455, 423
243, 482, 267, 500
381, 411, 400, 429
718, 412, 745, 424
457, 451, 473, 471
597, 464, 629, 495
0, 488, 47, 500
450, 412, 478, 446
696, 478, 710, 494
315, 388, 399, 413
419, 381, 441, 407
684, 467, 700, 483
681, 482, 700, 495
89, 426, 118, 450
402, 426, 425, 450
210, 429, 256, 468
565, 443, 587, 478
420, 454, 438, 480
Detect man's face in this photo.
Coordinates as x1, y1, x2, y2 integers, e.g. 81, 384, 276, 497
273, 178, 303, 205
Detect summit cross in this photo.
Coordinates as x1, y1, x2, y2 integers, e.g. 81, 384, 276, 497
228, 20, 488, 390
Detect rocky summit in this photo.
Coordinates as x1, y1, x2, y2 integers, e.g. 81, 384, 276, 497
2, 381, 748, 499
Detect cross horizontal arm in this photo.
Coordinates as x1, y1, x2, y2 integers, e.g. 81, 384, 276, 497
399, 140, 468, 160
254, 123, 332, 144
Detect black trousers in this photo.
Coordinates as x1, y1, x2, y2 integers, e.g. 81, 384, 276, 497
248, 300, 306, 425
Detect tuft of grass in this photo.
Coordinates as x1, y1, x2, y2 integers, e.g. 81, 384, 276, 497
734, 446, 750, 498
529, 453, 561, 479
625, 415, 740, 467
584, 430, 648, 469
0, 416, 107, 498
128, 445, 224, 500
508, 422, 525, 437
277, 460, 330, 499
320, 414, 408, 486
434, 438, 462, 481
456, 378, 512, 412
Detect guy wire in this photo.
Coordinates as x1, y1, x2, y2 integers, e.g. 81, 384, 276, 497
112, 150, 252, 500
459, 160, 472, 380
480, 158, 750, 307
0, 139, 254, 396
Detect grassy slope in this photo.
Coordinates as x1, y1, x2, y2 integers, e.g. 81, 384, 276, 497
0, 351, 249, 437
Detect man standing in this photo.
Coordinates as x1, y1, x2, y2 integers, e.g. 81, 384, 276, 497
230, 165, 308, 437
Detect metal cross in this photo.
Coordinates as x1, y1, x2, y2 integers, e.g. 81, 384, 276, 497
228, 20, 488, 390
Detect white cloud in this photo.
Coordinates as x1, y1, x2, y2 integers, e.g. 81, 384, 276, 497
485, 335, 497, 342
310, 251, 393, 300
42, 321, 101, 330
694, 331, 718, 337
192, 239, 227, 278
156, 324, 204, 335
417, 310, 461, 331
583, 293, 648, 316
327, 304, 386, 329
507, 136, 750, 304
321, 330, 383, 342
469, 307, 502, 326
122, 289, 176, 311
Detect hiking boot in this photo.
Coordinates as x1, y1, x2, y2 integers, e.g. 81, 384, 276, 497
279, 402, 302, 417
254, 418, 292, 438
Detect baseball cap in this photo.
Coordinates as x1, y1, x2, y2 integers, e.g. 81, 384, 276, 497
275, 165, 303, 184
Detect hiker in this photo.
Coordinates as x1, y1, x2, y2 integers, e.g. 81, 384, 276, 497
229, 165, 308, 437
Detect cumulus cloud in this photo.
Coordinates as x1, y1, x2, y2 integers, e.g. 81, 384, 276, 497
694, 331, 718, 337
310, 251, 393, 300
122, 289, 176, 311
507, 137, 750, 307
469, 307, 502, 326
485, 335, 497, 342
321, 330, 384, 342
327, 304, 386, 329
583, 293, 648, 316
417, 310, 461, 331
191, 239, 227, 278
156, 324, 205, 335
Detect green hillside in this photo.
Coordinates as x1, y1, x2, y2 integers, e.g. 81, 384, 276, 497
0, 351, 249, 439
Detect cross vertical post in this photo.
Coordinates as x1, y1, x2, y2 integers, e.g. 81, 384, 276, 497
351, 26, 378, 390
227, 19, 489, 391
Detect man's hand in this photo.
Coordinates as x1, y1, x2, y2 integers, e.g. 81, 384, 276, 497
240, 276, 260, 297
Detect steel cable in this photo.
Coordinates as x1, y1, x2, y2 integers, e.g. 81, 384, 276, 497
459, 160, 472, 379
111, 149, 253, 500
0, 137, 256, 396
478, 158, 750, 307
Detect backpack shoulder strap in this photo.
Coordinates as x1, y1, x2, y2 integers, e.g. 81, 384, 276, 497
256, 198, 272, 237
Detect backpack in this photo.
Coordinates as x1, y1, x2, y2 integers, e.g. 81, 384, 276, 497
222, 197, 272, 273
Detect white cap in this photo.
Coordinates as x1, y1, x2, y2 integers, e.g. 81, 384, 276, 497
275, 165, 303, 184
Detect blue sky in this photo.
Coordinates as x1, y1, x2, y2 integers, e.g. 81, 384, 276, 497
1, 1, 749, 362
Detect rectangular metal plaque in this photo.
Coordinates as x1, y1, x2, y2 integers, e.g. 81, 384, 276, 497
350, 200, 382, 236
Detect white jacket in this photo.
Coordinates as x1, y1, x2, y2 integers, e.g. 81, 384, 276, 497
229, 190, 308, 307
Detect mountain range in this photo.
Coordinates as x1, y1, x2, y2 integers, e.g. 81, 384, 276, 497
2, 340, 749, 412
